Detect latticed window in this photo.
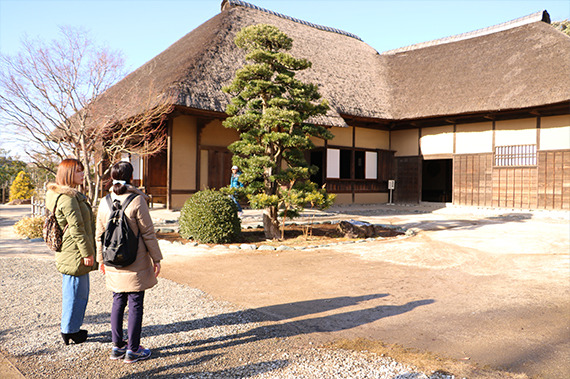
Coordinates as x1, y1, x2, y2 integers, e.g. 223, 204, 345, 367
494, 144, 537, 167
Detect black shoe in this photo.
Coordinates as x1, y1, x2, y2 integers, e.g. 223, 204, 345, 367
61, 329, 88, 345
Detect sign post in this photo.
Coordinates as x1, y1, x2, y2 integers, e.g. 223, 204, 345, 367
388, 180, 395, 205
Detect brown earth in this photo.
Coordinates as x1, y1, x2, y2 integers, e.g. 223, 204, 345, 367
156, 222, 404, 248
158, 206, 570, 379
1, 204, 569, 378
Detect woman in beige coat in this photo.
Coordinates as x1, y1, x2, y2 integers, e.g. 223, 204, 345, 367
95, 161, 162, 363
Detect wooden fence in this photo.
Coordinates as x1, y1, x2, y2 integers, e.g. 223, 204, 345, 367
31, 196, 47, 217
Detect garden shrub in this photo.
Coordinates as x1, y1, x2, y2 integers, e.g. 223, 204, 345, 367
9, 171, 35, 201
14, 216, 45, 239
179, 189, 241, 244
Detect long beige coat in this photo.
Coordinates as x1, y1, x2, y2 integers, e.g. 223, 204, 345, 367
95, 185, 162, 293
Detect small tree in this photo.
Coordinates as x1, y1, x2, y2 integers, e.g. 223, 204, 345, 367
9, 171, 34, 201
223, 24, 334, 239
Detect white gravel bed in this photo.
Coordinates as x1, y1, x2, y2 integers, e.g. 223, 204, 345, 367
0, 256, 450, 378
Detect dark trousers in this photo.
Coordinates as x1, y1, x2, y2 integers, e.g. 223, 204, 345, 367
111, 291, 145, 351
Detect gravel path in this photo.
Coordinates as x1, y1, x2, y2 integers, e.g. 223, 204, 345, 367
0, 256, 450, 378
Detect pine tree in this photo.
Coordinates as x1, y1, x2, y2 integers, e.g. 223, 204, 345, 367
223, 24, 335, 239
9, 171, 35, 201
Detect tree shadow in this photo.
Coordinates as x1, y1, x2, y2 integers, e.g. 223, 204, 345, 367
132, 297, 435, 360
170, 298, 435, 356
397, 213, 533, 233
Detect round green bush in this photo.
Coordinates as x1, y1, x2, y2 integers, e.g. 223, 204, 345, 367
179, 189, 241, 244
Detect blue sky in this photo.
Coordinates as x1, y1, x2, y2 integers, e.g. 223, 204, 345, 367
0, 0, 569, 157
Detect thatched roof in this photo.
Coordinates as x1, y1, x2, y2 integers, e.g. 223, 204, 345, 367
93, 1, 570, 128
386, 13, 570, 120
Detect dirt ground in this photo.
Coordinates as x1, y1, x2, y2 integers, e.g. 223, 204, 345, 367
157, 205, 570, 378
1, 203, 569, 378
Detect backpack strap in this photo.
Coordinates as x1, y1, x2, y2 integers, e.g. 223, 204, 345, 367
105, 194, 113, 210
121, 193, 138, 211
106, 193, 138, 212
52, 194, 63, 213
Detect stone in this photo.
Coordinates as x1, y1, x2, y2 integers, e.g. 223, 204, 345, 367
337, 220, 376, 238
258, 245, 276, 251
240, 244, 257, 250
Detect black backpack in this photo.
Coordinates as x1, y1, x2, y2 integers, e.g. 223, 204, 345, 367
101, 193, 139, 268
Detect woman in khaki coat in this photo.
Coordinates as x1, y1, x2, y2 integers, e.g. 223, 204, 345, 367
46, 158, 96, 345
95, 161, 162, 363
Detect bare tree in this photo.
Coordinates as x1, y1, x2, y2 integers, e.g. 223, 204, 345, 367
91, 79, 173, 201
0, 26, 173, 204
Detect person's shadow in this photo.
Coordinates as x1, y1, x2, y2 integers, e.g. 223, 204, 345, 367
91, 294, 434, 377
165, 298, 435, 355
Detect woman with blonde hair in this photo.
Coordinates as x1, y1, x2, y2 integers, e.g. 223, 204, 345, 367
95, 161, 162, 363
45, 158, 96, 345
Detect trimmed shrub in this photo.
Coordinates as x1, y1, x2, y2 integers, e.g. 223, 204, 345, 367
14, 216, 45, 239
9, 171, 35, 201
179, 189, 241, 244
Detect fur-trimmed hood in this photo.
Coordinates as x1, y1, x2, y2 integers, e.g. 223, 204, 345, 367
46, 183, 80, 197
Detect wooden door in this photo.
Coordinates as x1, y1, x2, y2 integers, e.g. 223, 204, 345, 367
208, 149, 233, 189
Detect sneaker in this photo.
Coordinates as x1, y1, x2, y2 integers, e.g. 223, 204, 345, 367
110, 345, 127, 360
124, 346, 151, 363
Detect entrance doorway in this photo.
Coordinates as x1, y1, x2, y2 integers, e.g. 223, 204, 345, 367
422, 159, 452, 202
309, 149, 324, 187
207, 148, 233, 190
146, 150, 168, 204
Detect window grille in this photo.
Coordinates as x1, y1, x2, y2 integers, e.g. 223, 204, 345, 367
494, 144, 537, 167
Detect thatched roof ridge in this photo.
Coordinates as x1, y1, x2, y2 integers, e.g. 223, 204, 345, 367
387, 20, 570, 120
221, 0, 363, 41
383, 10, 550, 55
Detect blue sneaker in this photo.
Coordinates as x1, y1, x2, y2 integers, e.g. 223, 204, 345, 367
110, 345, 127, 360
124, 346, 151, 363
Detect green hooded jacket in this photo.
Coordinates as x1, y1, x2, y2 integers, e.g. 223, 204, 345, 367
45, 183, 97, 276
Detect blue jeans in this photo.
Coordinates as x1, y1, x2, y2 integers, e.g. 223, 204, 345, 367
231, 195, 242, 212
111, 291, 145, 351
61, 273, 90, 334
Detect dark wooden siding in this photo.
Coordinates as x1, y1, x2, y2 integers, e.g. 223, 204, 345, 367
453, 149, 569, 210
538, 150, 570, 210
395, 156, 420, 203
453, 154, 493, 207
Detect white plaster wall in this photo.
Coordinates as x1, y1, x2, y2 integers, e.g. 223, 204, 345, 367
540, 115, 570, 151
495, 118, 536, 146
420, 125, 454, 155
455, 122, 493, 154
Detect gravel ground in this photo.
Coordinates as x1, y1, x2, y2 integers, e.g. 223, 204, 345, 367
0, 256, 453, 379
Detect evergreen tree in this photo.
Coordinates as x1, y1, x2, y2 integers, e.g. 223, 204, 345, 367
9, 171, 34, 201
223, 24, 335, 239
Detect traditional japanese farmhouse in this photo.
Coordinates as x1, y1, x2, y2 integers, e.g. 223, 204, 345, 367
94, 0, 570, 210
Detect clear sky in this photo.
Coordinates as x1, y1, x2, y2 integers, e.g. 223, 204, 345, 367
0, 0, 569, 157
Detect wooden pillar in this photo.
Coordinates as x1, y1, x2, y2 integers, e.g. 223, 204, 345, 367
166, 119, 173, 210
350, 126, 356, 204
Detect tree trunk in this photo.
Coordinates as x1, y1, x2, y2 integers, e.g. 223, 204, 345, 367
263, 206, 280, 240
